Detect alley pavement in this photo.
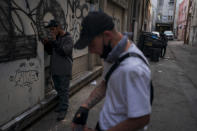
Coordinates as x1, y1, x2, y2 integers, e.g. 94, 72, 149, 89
25, 41, 197, 131
148, 41, 197, 131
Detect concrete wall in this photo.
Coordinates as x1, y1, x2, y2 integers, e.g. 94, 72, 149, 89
0, 0, 98, 126
177, 0, 189, 40
146, 1, 153, 32
104, 0, 128, 32
0, 0, 45, 125
174, 0, 184, 37
151, 0, 158, 31
133, 1, 143, 43
189, 0, 197, 45
0, 0, 131, 126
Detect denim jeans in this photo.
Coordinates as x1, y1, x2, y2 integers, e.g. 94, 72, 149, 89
52, 75, 70, 112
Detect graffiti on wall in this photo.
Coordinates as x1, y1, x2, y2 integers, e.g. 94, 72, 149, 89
37, 0, 89, 42
66, 0, 89, 42
0, 0, 38, 63
36, 0, 67, 39
0, 0, 90, 63
111, 6, 121, 32
9, 61, 39, 88
112, 16, 121, 32
111, 0, 128, 9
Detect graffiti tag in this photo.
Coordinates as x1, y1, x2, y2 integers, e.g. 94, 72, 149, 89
10, 69, 39, 88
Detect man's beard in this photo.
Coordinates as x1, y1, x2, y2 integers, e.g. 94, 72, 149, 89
100, 41, 112, 59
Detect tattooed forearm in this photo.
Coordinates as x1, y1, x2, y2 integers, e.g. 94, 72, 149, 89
83, 81, 106, 109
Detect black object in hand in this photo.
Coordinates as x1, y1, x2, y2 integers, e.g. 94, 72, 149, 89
72, 106, 89, 125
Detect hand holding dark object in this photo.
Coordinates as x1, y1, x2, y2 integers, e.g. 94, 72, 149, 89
42, 38, 49, 44
72, 106, 89, 125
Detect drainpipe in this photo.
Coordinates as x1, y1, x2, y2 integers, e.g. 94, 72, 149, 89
140, 0, 145, 32
173, 0, 177, 33
86, 0, 98, 70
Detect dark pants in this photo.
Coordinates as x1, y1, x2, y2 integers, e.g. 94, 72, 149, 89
52, 75, 70, 112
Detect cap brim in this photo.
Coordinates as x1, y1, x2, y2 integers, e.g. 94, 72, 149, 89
44, 25, 57, 28
44, 25, 51, 28
74, 36, 92, 49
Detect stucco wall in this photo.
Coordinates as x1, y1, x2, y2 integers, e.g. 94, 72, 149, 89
177, 0, 189, 40
0, 0, 45, 125
0, 0, 97, 126
105, 1, 124, 32
189, 0, 197, 45
0, 0, 131, 126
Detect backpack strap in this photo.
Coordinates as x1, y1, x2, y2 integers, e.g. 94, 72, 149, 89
104, 52, 154, 105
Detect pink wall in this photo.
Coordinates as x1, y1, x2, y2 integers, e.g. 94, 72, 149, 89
177, 0, 189, 40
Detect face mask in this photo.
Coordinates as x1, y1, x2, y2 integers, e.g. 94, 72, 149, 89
100, 41, 112, 59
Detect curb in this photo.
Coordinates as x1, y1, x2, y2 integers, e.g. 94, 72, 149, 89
0, 66, 102, 131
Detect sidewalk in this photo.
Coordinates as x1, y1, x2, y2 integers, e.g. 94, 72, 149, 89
25, 77, 104, 131
0, 66, 102, 131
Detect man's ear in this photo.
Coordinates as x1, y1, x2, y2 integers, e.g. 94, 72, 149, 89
103, 31, 113, 40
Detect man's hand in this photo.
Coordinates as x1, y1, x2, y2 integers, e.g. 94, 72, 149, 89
72, 106, 89, 125
42, 38, 49, 44
72, 106, 89, 131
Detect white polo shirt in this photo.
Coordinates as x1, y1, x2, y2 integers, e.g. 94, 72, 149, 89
99, 44, 151, 130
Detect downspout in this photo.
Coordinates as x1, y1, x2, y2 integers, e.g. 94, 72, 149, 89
173, 0, 177, 33
140, 0, 145, 32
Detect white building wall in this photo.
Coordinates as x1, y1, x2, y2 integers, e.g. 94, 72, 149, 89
0, 0, 130, 126
0, 0, 95, 126
151, 0, 158, 31
0, 0, 45, 125
157, 0, 175, 23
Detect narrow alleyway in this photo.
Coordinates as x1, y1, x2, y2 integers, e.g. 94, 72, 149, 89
148, 41, 197, 131
25, 41, 197, 131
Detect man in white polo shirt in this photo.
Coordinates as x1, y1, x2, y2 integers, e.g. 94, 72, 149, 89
72, 11, 152, 131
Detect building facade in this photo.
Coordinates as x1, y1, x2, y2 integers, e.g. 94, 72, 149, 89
0, 0, 154, 129
0, 0, 131, 128
156, 0, 175, 32
177, 0, 189, 40
174, 0, 183, 38
127, 0, 152, 43
189, 0, 197, 45
151, 0, 158, 31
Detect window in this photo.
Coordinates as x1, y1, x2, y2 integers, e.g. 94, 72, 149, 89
159, 0, 164, 6
168, 16, 173, 21
169, 0, 174, 5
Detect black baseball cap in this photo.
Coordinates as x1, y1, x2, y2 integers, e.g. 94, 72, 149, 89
74, 11, 115, 49
45, 20, 59, 28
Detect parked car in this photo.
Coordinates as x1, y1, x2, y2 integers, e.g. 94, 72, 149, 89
164, 30, 174, 40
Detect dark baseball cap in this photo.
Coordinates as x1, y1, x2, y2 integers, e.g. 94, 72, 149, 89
74, 11, 115, 49
45, 20, 59, 28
